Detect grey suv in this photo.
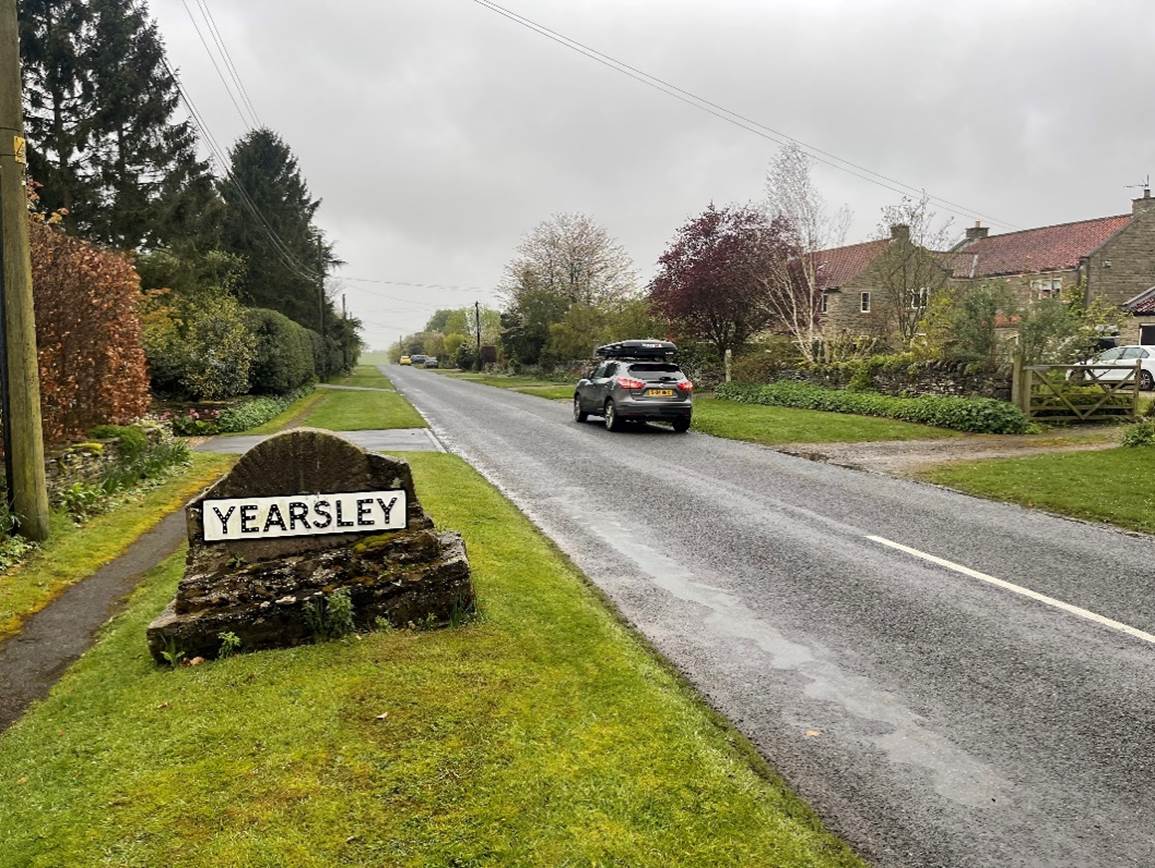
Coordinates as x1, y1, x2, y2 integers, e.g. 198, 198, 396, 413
573, 341, 693, 432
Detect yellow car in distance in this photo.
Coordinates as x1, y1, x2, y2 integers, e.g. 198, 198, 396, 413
399, 355, 412, 366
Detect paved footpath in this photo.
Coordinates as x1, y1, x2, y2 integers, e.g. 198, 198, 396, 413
389, 365, 1155, 868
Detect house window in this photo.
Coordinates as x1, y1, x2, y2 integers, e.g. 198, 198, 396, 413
1031, 276, 1063, 299
860, 291, 872, 313
908, 286, 930, 309
820, 293, 829, 314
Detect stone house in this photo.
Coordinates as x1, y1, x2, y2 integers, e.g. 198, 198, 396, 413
817, 189, 1155, 347
816, 227, 951, 342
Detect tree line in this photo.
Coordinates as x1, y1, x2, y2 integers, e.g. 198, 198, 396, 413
19, 0, 360, 398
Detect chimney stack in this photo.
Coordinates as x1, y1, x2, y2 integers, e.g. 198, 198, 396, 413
965, 220, 989, 242
889, 223, 910, 242
1133, 185, 1155, 215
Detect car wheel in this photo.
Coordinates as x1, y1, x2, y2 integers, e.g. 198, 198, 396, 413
604, 399, 624, 432
672, 417, 691, 433
1141, 370, 1154, 391
573, 395, 588, 423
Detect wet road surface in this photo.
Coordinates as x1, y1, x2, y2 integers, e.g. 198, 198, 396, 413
388, 365, 1155, 867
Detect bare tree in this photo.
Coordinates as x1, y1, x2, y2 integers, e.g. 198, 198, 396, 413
761, 144, 850, 363
872, 195, 954, 346
501, 212, 638, 309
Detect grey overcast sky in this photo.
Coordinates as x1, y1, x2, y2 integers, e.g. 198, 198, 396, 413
152, 0, 1155, 348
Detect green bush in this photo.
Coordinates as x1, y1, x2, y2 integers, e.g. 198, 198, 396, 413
88, 424, 149, 457
142, 291, 255, 401
245, 308, 317, 394
716, 381, 1030, 434
1122, 420, 1155, 447
164, 388, 312, 437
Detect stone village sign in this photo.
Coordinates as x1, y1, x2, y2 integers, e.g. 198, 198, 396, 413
147, 429, 473, 662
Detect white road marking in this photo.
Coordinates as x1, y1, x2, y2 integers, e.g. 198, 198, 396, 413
867, 535, 1155, 647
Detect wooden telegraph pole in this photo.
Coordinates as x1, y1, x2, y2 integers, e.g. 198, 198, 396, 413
474, 300, 481, 371
0, 0, 49, 540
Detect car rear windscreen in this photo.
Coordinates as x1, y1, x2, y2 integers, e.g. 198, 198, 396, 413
628, 363, 683, 380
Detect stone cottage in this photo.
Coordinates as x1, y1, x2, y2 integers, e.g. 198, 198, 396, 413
816, 189, 1155, 347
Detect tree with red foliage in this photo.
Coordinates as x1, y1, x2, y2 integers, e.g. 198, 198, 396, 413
648, 204, 785, 365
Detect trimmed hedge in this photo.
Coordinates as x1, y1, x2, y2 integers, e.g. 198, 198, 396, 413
31, 221, 151, 444
716, 381, 1030, 434
246, 308, 317, 394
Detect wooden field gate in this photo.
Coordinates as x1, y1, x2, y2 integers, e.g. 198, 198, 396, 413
1011, 356, 1142, 422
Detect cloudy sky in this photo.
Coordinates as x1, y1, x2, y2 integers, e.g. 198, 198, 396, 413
153, 0, 1155, 348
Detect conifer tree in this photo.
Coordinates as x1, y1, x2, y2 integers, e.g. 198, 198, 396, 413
220, 128, 337, 332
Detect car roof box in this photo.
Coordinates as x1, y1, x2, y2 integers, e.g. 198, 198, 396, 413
595, 339, 678, 361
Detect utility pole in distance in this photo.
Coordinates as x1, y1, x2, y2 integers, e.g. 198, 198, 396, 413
0, 0, 49, 541
341, 292, 348, 371
474, 300, 481, 372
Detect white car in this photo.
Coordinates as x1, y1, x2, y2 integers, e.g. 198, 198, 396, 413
1070, 345, 1155, 390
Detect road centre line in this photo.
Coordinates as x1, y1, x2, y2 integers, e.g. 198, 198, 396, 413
866, 535, 1155, 647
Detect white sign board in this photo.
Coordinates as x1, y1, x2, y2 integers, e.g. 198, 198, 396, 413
202, 490, 407, 542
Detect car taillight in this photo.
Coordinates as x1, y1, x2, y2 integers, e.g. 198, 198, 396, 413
676, 380, 694, 393
617, 376, 646, 390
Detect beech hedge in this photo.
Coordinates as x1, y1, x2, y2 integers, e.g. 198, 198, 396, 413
716, 381, 1030, 434
31, 221, 151, 444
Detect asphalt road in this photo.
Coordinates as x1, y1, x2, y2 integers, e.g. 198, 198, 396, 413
387, 365, 1155, 868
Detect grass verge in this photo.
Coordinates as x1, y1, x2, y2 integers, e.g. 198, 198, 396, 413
434, 369, 573, 400
0, 452, 860, 866
328, 364, 394, 390
246, 390, 325, 435
297, 387, 426, 430
692, 395, 959, 445
921, 446, 1155, 534
0, 453, 234, 642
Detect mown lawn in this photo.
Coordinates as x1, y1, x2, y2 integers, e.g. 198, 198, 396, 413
691, 396, 958, 445
0, 453, 233, 641
922, 446, 1155, 534
0, 452, 860, 867
329, 364, 394, 390
297, 388, 426, 430
434, 369, 573, 400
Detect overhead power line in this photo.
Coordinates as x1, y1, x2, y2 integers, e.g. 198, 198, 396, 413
194, 0, 264, 128
470, 0, 1021, 230
179, 0, 254, 131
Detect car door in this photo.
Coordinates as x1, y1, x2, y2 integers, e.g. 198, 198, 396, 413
579, 362, 608, 410
1116, 347, 1144, 383
1086, 346, 1125, 382
593, 362, 617, 408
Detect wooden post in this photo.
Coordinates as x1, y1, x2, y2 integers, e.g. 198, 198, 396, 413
1133, 360, 1142, 420
0, 0, 49, 541
1010, 347, 1028, 416
724, 348, 732, 384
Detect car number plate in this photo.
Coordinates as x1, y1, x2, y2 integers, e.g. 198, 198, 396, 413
647, 389, 675, 397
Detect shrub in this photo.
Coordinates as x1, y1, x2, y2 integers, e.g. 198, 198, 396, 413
716, 381, 1030, 434
454, 344, 476, 371
163, 388, 311, 437
1122, 420, 1155, 448
245, 308, 317, 394
31, 220, 151, 444
142, 290, 256, 401
88, 424, 149, 457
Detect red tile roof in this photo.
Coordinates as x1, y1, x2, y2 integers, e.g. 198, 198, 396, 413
812, 239, 890, 291
1125, 286, 1155, 315
949, 215, 1131, 278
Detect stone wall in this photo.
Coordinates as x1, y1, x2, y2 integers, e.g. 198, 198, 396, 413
776, 359, 1012, 401
42, 426, 163, 500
